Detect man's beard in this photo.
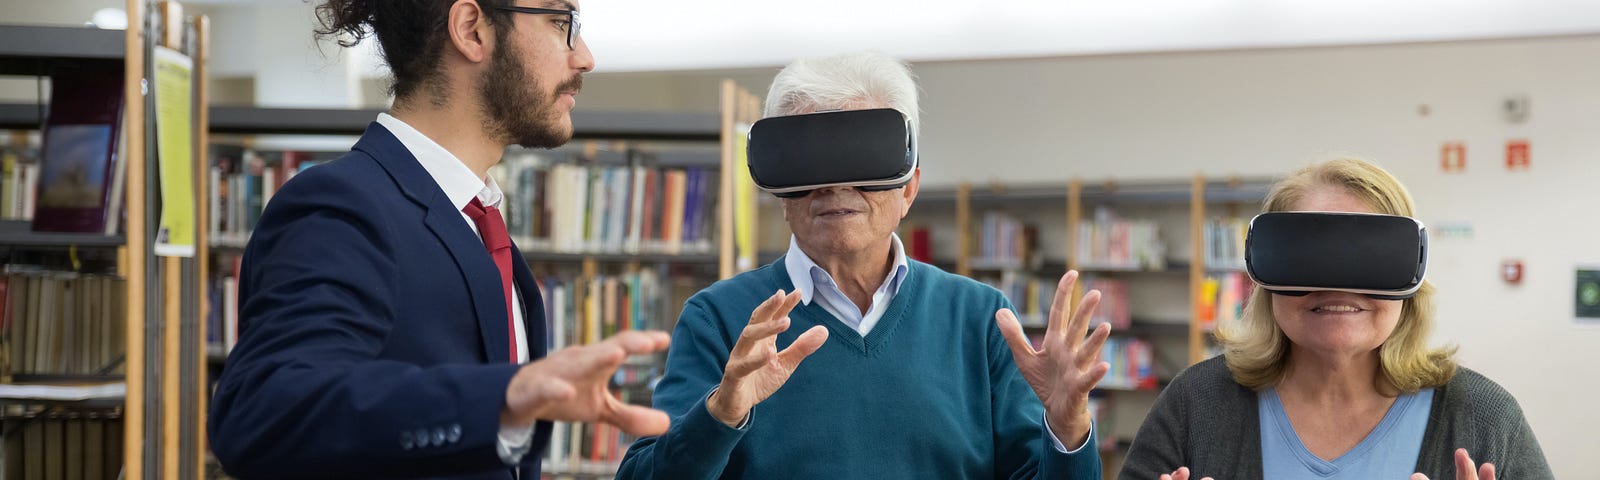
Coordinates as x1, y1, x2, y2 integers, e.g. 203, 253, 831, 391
479, 34, 582, 149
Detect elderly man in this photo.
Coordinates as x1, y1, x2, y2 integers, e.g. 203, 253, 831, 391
616, 51, 1110, 479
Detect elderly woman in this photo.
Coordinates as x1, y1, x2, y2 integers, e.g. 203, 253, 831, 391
1120, 158, 1550, 480
616, 51, 1108, 480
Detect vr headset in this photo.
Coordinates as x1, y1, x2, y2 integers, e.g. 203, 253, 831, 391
1244, 212, 1428, 300
746, 108, 917, 198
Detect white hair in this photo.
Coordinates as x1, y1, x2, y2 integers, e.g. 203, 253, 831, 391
763, 51, 921, 151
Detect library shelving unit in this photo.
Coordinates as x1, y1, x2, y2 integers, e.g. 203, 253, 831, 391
198, 80, 765, 479
0, 2, 213, 479
913, 174, 1270, 474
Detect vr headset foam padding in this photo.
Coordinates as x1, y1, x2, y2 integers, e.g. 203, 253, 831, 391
1245, 212, 1428, 300
746, 108, 916, 197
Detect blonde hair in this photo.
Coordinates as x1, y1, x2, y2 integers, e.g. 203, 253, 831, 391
1215, 157, 1457, 392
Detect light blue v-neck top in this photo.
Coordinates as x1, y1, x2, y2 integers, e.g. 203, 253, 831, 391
1260, 386, 1434, 479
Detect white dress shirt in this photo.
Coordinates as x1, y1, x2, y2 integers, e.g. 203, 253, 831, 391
375, 113, 535, 464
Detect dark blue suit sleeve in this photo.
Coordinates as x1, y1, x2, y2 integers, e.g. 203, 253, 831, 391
208, 170, 521, 479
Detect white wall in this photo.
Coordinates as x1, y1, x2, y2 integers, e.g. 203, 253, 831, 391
912, 38, 1600, 478
582, 35, 1600, 477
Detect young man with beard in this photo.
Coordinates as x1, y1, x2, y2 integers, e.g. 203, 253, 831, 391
207, 1, 672, 479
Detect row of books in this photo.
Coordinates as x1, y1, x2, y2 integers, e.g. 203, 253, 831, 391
493, 153, 720, 255
979, 271, 1054, 325
1, 271, 127, 378
0, 147, 41, 222
208, 147, 323, 245
2, 409, 124, 480
1073, 207, 1167, 270
981, 274, 1133, 330
1197, 271, 1252, 332
537, 269, 680, 471
975, 212, 1038, 267
1202, 217, 1249, 269
539, 269, 669, 350
1082, 277, 1133, 330
205, 255, 243, 356
1098, 337, 1157, 390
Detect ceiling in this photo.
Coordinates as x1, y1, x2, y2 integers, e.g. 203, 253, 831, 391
182, 0, 1600, 72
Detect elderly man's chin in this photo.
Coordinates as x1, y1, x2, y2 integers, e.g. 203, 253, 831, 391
800, 227, 885, 254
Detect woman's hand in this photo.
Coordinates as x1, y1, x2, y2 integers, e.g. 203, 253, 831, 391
1159, 466, 1214, 480
1411, 448, 1495, 480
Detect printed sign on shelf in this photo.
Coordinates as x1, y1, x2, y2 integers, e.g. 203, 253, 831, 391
1505, 139, 1530, 171
1440, 142, 1465, 173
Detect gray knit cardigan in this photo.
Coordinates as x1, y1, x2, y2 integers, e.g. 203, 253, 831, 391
1119, 356, 1552, 479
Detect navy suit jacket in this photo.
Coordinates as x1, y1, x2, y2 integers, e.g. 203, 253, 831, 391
209, 123, 551, 479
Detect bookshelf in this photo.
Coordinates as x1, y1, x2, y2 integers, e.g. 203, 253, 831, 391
910, 175, 1269, 474
0, 2, 212, 479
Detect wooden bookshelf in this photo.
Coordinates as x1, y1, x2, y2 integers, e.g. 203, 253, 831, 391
933, 174, 1270, 469
1, 5, 214, 479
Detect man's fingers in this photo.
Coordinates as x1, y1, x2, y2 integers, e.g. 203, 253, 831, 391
569, 342, 628, 375
604, 403, 672, 437
1479, 462, 1494, 480
995, 308, 1039, 359
733, 316, 793, 356
725, 349, 775, 377
1171, 467, 1191, 480
1076, 322, 1111, 368
605, 330, 671, 355
1066, 289, 1101, 346
776, 325, 829, 369
769, 290, 803, 323
1045, 271, 1079, 343
748, 291, 784, 326
1084, 361, 1110, 393
1412, 474, 1431, 480
528, 375, 576, 404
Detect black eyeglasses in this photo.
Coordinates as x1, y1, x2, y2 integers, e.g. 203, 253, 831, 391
495, 6, 582, 50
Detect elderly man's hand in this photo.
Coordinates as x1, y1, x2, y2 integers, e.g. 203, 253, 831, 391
706, 290, 829, 427
996, 270, 1111, 447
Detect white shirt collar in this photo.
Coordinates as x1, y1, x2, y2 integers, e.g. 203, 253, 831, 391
375, 112, 504, 210
784, 233, 910, 305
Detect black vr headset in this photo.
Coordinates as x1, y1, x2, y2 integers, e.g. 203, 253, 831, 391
746, 108, 917, 198
1244, 212, 1428, 300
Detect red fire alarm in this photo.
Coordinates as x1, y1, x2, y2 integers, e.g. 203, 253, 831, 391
1502, 260, 1524, 284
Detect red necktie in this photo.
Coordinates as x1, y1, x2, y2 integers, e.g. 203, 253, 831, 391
463, 198, 518, 363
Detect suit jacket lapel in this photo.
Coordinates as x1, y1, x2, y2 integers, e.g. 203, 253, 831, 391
356, 123, 512, 364
509, 247, 547, 360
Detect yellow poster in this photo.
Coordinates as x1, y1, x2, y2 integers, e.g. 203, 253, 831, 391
733, 124, 757, 271
153, 46, 195, 257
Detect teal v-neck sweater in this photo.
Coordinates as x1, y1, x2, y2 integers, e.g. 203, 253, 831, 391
616, 258, 1101, 479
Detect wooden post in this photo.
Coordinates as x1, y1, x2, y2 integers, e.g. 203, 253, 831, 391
122, 0, 148, 477
1189, 174, 1206, 364
1066, 179, 1082, 307
956, 181, 971, 277
192, 13, 210, 480
718, 80, 736, 280
157, 3, 186, 478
